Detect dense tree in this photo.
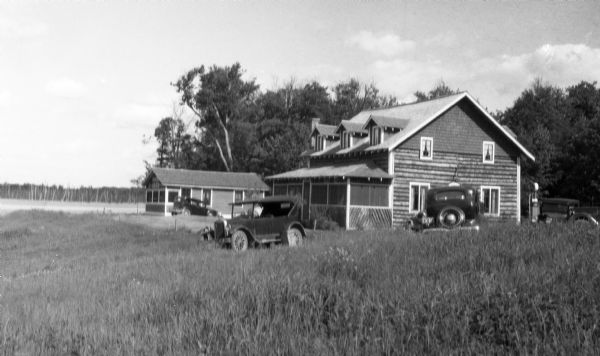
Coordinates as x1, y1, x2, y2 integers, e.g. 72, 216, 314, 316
173, 63, 259, 171
153, 116, 193, 169
414, 80, 461, 102
500, 79, 569, 192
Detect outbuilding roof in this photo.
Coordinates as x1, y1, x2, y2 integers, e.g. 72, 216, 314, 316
146, 168, 270, 191
266, 161, 393, 180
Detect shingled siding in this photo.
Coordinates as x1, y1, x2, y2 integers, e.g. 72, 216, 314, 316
392, 148, 518, 225
401, 99, 519, 157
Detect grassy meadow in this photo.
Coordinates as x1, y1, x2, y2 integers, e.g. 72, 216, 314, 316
0, 211, 599, 355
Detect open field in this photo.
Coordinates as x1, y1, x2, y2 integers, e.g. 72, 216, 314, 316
0, 211, 599, 355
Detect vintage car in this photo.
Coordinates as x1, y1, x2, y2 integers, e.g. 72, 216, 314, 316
408, 185, 481, 232
213, 195, 306, 251
538, 198, 599, 226
171, 197, 220, 217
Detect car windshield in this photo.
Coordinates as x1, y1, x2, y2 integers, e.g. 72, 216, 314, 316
258, 202, 293, 218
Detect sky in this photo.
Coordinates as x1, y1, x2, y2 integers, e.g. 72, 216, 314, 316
1, 0, 599, 187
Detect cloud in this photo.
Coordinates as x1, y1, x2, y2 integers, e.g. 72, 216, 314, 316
366, 43, 600, 110
113, 103, 172, 130
45, 78, 87, 98
0, 17, 47, 39
0, 89, 11, 108
424, 32, 459, 48
347, 31, 415, 57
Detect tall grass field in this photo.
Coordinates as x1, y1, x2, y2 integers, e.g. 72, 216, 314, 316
1, 211, 599, 355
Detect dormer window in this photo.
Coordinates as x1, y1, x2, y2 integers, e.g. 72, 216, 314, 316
315, 135, 327, 151
341, 132, 352, 149
370, 126, 383, 146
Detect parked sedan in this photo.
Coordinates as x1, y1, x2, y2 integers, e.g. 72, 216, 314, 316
171, 197, 220, 217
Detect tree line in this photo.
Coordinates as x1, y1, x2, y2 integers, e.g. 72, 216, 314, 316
147, 62, 600, 206
0, 183, 145, 203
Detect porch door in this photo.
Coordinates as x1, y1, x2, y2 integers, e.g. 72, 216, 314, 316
302, 180, 310, 222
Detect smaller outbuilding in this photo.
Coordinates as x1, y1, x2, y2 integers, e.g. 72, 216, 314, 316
143, 168, 270, 217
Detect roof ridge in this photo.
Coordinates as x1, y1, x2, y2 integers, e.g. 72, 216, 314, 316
154, 167, 258, 176
362, 91, 467, 114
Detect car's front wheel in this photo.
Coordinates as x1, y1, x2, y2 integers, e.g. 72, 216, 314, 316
231, 230, 249, 251
283, 227, 303, 247
182, 208, 191, 216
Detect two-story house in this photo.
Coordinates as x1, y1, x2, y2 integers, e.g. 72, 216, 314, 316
266, 92, 535, 229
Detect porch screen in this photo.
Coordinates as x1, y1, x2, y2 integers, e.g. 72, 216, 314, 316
273, 185, 287, 196
311, 185, 328, 204
328, 184, 346, 206
350, 184, 388, 207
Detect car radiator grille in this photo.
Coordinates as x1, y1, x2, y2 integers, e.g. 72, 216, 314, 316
214, 221, 225, 239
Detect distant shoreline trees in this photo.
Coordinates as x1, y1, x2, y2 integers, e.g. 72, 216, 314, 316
0, 183, 144, 203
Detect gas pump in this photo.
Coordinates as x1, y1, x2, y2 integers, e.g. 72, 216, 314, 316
530, 182, 540, 222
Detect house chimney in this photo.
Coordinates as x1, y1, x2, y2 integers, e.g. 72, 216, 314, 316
311, 118, 320, 132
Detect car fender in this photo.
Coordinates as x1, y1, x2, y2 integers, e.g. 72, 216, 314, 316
570, 213, 599, 226
283, 222, 306, 238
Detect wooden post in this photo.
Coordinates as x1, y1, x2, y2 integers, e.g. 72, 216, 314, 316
346, 178, 351, 230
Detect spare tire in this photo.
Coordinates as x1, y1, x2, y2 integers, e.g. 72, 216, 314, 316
437, 206, 465, 229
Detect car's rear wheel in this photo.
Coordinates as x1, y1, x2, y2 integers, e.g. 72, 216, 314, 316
182, 208, 191, 216
438, 206, 465, 229
283, 227, 303, 247
231, 230, 249, 251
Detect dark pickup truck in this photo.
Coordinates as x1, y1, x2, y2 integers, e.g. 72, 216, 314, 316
539, 198, 599, 226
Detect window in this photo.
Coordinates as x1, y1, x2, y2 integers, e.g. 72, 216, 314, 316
234, 190, 244, 202
420, 137, 433, 160
350, 184, 389, 207
167, 191, 178, 203
341, 132, 352, 149
315, 136, 327, 151
181, 188, 191, 198
152, 191, 159, 203
370, 126, 382, 146
146, 191, 152, 203
434, 190, 465, 201
409, 182, 429, 212
483, 141, 495, 164
481, 186, 500, 216
202, 189, 212, 206
159, 190, 165, 202
274, 185, 287, 196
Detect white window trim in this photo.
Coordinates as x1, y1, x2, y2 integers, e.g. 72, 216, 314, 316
483, 141, 495, 164
409, 182, 430, 213
420, 137, 433, 160
481, 185, 501, 216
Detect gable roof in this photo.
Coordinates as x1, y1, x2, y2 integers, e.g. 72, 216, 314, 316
363, 115, 410, 130
308, 92, 534, 161
335, 120, 368, 135
311, 123, 339, 137
146, 168, 270, 191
